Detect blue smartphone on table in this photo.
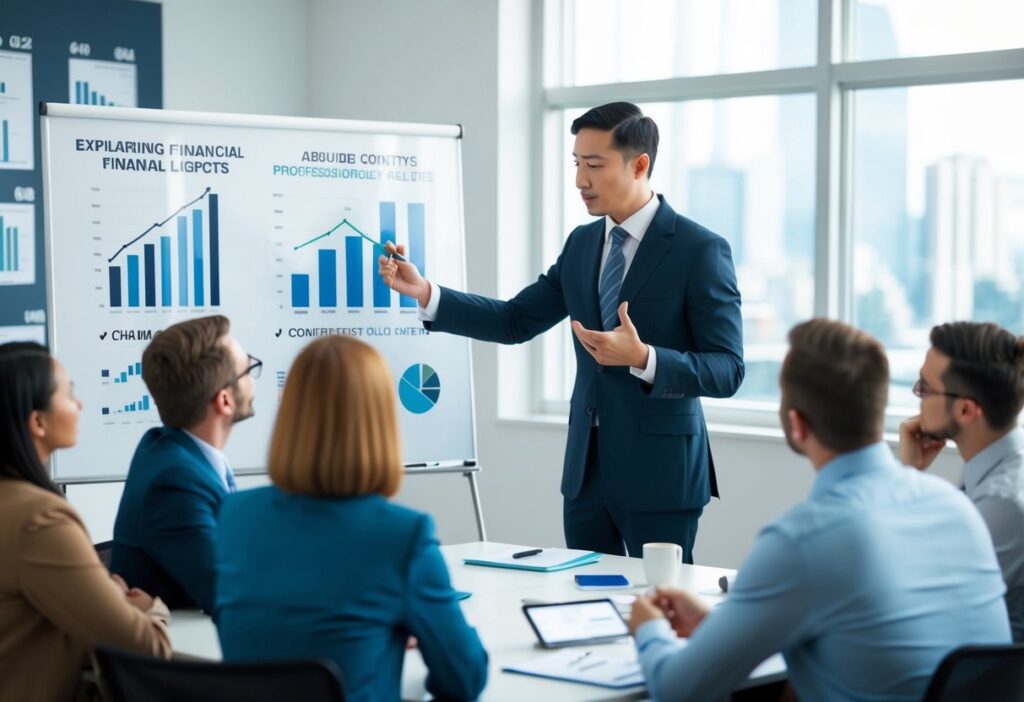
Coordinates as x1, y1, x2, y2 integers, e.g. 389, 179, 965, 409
574, 574, 630, 590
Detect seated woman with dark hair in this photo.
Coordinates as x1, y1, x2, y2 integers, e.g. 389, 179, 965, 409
0, 342, 171, 702
215, 335, 488, 702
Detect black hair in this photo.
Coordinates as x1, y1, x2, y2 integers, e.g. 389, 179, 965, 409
570, 101, 659, 178
930, 322, 1024, 431
0, 342, 62, 494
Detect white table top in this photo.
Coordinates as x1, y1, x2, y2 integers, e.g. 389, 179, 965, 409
169, 541, 786, 701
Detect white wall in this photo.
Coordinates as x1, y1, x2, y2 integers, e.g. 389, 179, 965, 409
67, 0, 968, 571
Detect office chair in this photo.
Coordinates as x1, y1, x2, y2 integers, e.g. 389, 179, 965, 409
94, 645, 346, 702
94, 540, 114, 569
922, 643, 1024, 701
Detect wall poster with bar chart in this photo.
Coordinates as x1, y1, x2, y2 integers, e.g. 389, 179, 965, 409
41, 104, 476, 482
0, 0, 162, 345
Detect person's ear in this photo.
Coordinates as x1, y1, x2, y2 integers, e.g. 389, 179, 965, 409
27, 409, 46, 439
213, 387, 234, 418
788, 408, 808, 444
956, 397, 984, 426
633, 153, 650, 180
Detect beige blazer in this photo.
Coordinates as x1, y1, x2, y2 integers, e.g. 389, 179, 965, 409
0, 478, 171, 702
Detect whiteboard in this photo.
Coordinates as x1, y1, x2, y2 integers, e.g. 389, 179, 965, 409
41, 104, 476, 482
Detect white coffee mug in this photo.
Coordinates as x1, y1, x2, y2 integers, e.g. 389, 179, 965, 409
643, 542, 682, 587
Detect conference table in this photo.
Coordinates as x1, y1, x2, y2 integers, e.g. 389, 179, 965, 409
169, 541, 786, 700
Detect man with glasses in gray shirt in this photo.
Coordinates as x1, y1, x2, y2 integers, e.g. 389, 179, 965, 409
901, 321, 1024, 641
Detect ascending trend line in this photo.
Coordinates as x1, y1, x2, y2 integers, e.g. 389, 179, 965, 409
107, 187, 212, 263
294, 218, 406, 261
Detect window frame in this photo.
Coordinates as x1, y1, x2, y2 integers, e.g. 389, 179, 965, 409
533, 0, 1024, 429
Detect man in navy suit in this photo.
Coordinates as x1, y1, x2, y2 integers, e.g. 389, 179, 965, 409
111, 315, 258, 611
380, 102, 743, 561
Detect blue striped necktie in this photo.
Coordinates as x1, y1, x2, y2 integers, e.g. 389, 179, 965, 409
225, 467, 237, 493
598, 226, 629, 331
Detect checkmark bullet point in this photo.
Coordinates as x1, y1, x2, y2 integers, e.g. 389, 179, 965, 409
274, 329, 282, 337
99, 332, 108, 340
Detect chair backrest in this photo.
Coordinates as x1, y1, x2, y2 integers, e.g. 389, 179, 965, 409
922, 643, 1024, 702
94, 645, 346, 702
94, 540, 114, 569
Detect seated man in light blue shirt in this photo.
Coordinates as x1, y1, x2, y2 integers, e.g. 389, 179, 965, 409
112, 315, 258, 612
630, 319, 1011, 702
900, 321, 1024, 641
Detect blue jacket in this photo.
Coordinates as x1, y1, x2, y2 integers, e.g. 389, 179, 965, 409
429, 196, 743, 510
214, 487, 488, 702
111, 426, 226, 612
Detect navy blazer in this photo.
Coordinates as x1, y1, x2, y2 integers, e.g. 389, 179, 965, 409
215, 488, 489, 702
429, 196, 743, 511
111, 426, 226, 611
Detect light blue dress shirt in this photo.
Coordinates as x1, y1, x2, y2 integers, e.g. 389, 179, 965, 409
963, 426, 1024, 641
183, 429, 235, 492
636, 442, 1011, 701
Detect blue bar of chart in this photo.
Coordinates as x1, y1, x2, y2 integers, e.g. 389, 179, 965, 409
74, 80, 116, 106
127, 255, 140, 307
292, 274, 310, 307
290, 202, 425, 311
160, 237, 172, 305
101, 393, 152, 416
0, 203, 35, 285
192, 209, 205, 306
345, 236, 363, 307
101, 361, 142, 383
401, 204, 426, 308
143, 244, 156, 307
0, 50, 35, 170
0, 220, 18, 271
374, 203, 397, 308
107, 188, 221, 309
319, 249, 337, 306
68, 58, 137, 109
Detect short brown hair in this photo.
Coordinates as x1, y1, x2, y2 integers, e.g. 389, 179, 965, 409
269, 335, 402, 498
142, 315, 235, 428
781, 319, 889, 452
931, 322, 1024, 431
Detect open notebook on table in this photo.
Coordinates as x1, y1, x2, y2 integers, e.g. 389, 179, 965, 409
463, 547, 601, 572
503, 649, 644, 689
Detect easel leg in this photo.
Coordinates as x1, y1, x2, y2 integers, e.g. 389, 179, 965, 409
465, 471, 487, 542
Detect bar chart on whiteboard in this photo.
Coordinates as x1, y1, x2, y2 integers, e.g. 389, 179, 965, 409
41, 107, 475, 481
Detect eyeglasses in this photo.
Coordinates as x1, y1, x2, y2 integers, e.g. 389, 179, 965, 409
912, 378, 971, 401
226, 354, 263, 387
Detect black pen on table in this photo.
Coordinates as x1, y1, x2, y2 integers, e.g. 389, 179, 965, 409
512, 548, 543, 559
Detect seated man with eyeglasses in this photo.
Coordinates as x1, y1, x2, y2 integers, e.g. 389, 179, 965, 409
900, 321, 1024, 641
112, 315, 259, 612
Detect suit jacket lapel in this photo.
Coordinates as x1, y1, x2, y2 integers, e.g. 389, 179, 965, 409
578, 219, 606, 329
619, 196, 675, 302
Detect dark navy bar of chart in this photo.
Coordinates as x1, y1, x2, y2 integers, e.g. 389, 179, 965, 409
160, 236, 172, 306
109, 266, 122, 307
292, 274, 310, 307
177, 216, 188, 306
401, 203, 426, 308
192, 209, 204, 305
319, 249, 337, 307
143, 244, 156, 307
209, 194, 220, 306
374, 202, 396, 307
127, 255, 140, 307
345, 235, 363, 307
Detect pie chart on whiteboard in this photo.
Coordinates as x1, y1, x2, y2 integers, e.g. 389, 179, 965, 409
399, 363, 440, 414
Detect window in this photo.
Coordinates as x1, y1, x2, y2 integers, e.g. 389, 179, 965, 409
538, 0, 1024, 425
851, 80, 1024, 413
565, 0, 817, 86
